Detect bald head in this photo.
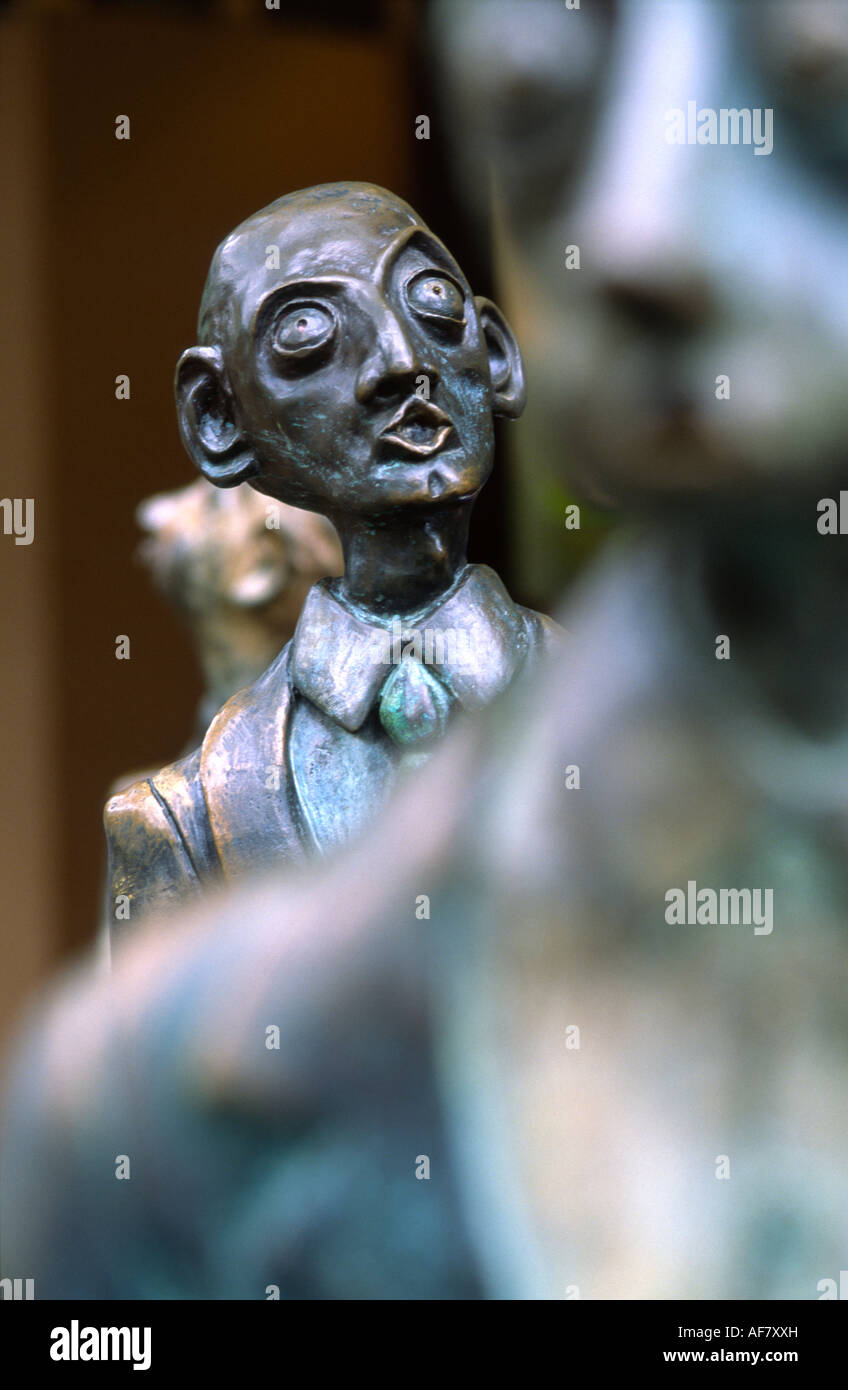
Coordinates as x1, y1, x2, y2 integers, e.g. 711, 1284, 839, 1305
198, 183, 425, 351
176, 180, 524, 516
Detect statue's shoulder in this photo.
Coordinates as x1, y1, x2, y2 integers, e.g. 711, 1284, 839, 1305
198, 641, 293, 766
105, 644, 307, 928
104, 646, 295, 921
159, 640, 295, 833
194, 642, 307, 879
104, 750, 208, 926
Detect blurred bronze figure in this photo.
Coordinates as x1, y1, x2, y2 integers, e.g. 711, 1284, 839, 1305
136, 479, 342, 749
104, 183, 557, 930
427, 0, 848, 1296
3, 757, 485, 1300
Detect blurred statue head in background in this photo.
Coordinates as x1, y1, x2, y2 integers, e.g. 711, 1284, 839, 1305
137, 478, 342, 735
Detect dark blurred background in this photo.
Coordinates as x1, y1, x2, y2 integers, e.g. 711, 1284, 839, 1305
0, 0, 552, 1055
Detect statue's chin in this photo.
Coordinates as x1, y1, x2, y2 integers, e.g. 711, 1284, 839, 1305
358, 450, 488, 511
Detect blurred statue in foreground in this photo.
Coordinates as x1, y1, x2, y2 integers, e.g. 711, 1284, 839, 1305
4, 758, 486, 1300
137, 479, 342, 749
429, 0, 848, 1297
104, 183, 557, 931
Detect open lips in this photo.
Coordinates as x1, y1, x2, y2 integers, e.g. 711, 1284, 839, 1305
379, 399, 455, 458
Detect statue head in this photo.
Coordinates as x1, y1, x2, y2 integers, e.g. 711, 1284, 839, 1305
176, 183, 525, 520
434, 0, 848, 504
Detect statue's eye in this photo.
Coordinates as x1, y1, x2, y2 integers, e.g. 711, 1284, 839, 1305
272, 303, 335, 357
405, 271, 466, 325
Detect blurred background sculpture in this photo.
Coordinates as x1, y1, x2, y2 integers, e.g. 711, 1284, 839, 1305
104, 182, 557, 931
135, 479, 342, 750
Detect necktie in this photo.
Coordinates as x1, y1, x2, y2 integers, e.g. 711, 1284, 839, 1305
378, 656, 453, 748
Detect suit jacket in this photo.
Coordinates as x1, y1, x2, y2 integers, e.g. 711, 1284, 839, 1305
105, 564, 559, 933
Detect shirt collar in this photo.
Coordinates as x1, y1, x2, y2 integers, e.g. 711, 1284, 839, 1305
290, 564, 529, 732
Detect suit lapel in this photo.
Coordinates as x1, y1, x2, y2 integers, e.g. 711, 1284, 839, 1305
199, 643, 309, 880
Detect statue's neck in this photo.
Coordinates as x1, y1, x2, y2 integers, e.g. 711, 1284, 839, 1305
328, 503, 473, 620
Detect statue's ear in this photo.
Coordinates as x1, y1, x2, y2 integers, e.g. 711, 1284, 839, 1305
475, 297, 526, 420
175, 346, 257, 487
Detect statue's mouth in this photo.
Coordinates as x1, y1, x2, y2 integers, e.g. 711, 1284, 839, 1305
379, 399, 455, 458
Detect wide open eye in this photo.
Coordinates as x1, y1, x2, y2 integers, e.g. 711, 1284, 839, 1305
405, 271, 466, 326
272, 303, 336, 358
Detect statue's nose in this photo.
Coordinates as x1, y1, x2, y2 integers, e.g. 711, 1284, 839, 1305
572, 135, 713, 341
355, 307, 438, 403
566, 0, 716, 338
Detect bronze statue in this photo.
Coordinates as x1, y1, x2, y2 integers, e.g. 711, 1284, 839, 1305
105, 184, 558, 929
7, 5, 848, 1305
